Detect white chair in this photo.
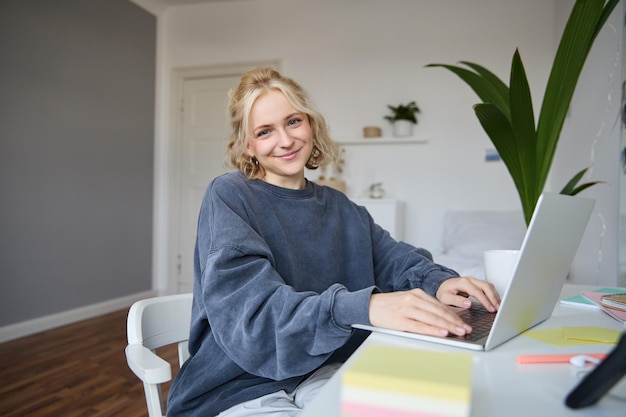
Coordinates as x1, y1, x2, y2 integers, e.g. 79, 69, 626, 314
125, 293, 193, 417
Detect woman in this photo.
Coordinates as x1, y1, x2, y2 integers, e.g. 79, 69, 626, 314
166, 67, 499, 417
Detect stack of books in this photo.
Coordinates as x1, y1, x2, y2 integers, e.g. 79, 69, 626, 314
581, 291, 626, 326
341, 344, 473, 417
560, 288, 626, 326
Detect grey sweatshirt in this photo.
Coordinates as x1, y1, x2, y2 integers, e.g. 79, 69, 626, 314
166, 172, 458, 416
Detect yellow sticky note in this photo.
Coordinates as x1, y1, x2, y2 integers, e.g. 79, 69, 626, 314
342, 345, 472, 401
522, 328, 587, 347
562, 326, 621, 344
522, 327, 621, 347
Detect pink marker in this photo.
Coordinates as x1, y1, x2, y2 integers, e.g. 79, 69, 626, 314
516, 353, 607, 364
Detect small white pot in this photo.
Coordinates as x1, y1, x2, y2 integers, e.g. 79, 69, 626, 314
392, 120, 414, 137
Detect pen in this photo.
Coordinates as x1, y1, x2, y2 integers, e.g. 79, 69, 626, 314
516, 353, 607, 364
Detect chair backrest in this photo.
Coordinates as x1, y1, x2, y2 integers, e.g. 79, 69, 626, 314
127, 293, 193, 364
126, 293, 193, 417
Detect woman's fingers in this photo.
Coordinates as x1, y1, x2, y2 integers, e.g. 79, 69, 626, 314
368, 289, 472, 337
437, 276, 501, 312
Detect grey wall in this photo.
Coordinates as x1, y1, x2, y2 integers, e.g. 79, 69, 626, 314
0, 0, 156, 326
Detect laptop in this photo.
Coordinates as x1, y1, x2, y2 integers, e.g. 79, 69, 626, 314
353, 192, 595, 351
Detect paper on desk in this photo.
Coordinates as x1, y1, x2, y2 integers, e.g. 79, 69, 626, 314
522, 326, 621, 347
562, 326, 621, 344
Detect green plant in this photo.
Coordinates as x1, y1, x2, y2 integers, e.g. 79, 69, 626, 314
427, 0, 615, 225
384, 101, 421, 124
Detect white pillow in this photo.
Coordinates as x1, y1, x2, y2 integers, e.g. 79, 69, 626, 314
442, 210, 526, 259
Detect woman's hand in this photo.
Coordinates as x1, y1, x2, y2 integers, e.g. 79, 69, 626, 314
368, 289, 473, 337
436, 276, 501, 313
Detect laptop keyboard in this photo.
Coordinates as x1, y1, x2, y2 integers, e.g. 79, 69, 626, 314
449, 304, 496, 342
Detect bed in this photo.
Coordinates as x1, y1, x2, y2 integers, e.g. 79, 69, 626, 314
432, 210, 527, 279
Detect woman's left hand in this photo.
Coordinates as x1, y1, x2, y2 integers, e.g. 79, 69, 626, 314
436, 276, 500, 313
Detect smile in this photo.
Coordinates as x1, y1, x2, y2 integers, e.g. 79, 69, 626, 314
276, 149, 300, 160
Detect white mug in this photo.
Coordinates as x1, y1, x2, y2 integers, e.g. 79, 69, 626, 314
483, 249, 520, 297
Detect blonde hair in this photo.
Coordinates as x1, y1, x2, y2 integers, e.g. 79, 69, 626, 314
226, 67, 339, 179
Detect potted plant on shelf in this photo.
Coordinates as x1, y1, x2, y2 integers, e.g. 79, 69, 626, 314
384, 101, 420, 137
427, 0, 615, 225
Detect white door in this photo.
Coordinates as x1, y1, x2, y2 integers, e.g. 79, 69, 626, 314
171, 62, 279, 293
176, 76, 237, 293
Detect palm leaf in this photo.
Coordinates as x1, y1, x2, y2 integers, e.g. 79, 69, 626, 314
568, 181, 606, 195
458, 61, 511, 118
536, 0, 607, 182
592, 0, 620, 41
508, 49, 538, 216
426, 63, 511, 120
560, 167, 590, 195
473, 103, 536, 220
560, 167, 606, 195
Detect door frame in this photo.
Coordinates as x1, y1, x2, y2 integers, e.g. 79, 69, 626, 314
165, 61, 280, 293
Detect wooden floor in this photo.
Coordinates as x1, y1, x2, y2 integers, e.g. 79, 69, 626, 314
0, 309, 178, 417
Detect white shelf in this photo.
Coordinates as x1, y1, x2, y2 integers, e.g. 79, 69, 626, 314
336, 136, 428, 145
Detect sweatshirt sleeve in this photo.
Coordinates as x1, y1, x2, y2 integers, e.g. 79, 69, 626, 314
195, 181, 373, 381
368, 220, 460, 297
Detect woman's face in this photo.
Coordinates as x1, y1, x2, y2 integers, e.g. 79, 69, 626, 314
246, 89, 313, 189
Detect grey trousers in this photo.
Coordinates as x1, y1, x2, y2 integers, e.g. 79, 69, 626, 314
216, 363, 341, 417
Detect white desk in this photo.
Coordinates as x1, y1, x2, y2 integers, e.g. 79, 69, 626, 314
300, 284, 626, 417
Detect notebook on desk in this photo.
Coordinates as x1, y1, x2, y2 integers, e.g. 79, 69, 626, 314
354, 193, 595, 351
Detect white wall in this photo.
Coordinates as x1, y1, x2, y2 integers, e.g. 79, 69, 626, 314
153, 0, 623, 289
